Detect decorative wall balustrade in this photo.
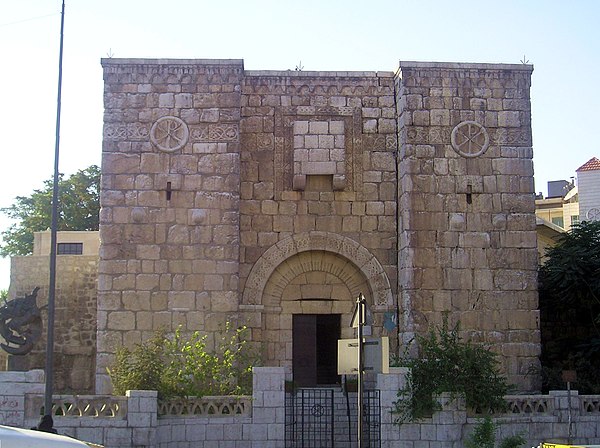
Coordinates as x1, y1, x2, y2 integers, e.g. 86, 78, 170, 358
580, 395, 600, 414
157, 395, 252, 417
504, 394, 553, 414
28, 394, 127, 418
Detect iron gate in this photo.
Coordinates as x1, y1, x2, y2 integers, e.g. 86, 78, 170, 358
285, 388, 381, 448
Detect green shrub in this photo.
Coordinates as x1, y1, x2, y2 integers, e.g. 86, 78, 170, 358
108, 330, 166, 396
464, 417, 526, 448
107, 323, 260, 398
499, 434, 527, 448
393, 317, 508, 423
465, 416, 496, 448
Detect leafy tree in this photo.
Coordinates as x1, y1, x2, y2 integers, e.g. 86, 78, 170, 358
0, 165, 100, 257
539, 220, 600, 392
539, 220, 600, 314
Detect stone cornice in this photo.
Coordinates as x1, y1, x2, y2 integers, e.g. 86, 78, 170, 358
399, 60, 534, 72
101, 58, 244, 67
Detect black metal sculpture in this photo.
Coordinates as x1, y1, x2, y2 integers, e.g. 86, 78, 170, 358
0, 287, 43, 355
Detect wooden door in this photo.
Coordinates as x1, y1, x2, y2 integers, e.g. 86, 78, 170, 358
292, 314, 340, 386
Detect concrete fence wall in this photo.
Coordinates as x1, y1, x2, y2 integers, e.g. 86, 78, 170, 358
1, 368, 599, 447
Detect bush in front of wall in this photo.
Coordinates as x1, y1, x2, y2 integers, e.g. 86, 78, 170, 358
464, 417, 526, 448
392, 317, 508, 423
108, 330, 166, 396
498, 434, 527, 448
108, 323, 260, 398
465, 416, 496, 448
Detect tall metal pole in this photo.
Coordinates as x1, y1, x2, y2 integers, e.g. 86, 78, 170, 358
45, 0, 65, 417
357, 293, 365, 448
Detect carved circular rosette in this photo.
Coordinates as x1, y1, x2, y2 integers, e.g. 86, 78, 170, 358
586, 207, 600, 221
450, 121, 490, 158
150, 116, 189, 152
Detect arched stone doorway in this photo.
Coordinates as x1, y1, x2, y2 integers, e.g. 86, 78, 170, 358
241, 232, 393, 386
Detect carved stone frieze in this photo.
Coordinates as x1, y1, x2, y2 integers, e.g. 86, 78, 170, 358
491, 128, 532, 146
104, 124, 150, 141
405, 124, 531, 148
208, 124, 239, 142
363, 134, 398, 151
190, 125, 209, 141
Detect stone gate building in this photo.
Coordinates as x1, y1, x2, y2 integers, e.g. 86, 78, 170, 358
97, 59, 539, 393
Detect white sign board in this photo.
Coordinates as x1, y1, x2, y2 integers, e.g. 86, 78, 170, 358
337, 337, 389, 375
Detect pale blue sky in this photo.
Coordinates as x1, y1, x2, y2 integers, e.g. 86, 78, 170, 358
1, 0, 599, 290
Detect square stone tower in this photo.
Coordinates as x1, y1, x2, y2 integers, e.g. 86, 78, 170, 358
397, 62, 539, 390
98, 60, 244, 392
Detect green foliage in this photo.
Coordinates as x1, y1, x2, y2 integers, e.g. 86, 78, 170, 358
0, 165, 100, 257
539, 221, 600, 393
464, 417, 526, 448
109, 330, 166, 395
498, 434, 527, 448
108, 323, 259, 398
465, 416, 496, 448
392, 318, 508, 423
539, 220, 600, 312
540, 351, 600, 394
0, 290, 7, 302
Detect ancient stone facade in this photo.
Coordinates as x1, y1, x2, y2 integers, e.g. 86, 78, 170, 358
7, 231, 98, 393
98, 59, 539, 392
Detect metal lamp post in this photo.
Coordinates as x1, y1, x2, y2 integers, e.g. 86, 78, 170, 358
45, 0, 65, 418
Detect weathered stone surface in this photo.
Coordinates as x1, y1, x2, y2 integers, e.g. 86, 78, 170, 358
89, 59, 541, 395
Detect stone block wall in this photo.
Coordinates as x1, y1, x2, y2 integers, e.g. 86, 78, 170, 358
7, 255, 97, 393
98, 58, 540, 393
0, 370, 44, 426
396, 62, 539, 390
99, 61, 399, 388
239, 70, 399, 366
98, 59, 244, 392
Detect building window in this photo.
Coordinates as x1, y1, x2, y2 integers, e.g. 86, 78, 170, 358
571, 215, 580, 225
57, 243, 83, 255
551, 217, 564, 228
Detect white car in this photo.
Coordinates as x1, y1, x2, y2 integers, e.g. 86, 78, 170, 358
0, 425, 100, 447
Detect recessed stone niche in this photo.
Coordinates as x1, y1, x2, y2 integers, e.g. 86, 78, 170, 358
292, 120, 346, 190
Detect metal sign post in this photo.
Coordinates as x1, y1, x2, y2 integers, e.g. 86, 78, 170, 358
341, 293, 390, 447
355, 293, 366, 448
562, 370, 577, 445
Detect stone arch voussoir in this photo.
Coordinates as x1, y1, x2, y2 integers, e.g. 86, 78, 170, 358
242, 232, 393, 307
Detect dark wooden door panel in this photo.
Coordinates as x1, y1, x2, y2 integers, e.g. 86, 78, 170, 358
293, 314, 317, 387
